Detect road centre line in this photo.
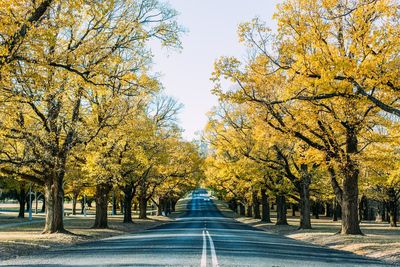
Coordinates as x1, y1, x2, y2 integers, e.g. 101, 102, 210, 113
206, 230, 220, 267
201, 230, 207, 267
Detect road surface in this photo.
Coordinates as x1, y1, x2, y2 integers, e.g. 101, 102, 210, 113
1, 189, 388, 266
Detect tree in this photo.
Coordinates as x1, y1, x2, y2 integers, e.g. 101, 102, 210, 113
0, 0, 182, 233
0, 0, 53, 69
210, 1, 400, 233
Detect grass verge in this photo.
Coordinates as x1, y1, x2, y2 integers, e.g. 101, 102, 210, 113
213, 200, 400, 265
0, 212, 172, 261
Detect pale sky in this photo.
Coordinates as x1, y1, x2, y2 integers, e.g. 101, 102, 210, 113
152, 0, 281, 140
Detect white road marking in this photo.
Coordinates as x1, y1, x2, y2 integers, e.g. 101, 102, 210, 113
206, 230, 219, 267
201, 230, 207, 267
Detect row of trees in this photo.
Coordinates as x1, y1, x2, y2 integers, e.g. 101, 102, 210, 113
0, 0, 202, 233
204, 0, 400, 235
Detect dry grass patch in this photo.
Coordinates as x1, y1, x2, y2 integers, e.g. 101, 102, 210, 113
0, 214, 171, 261
235, 214, 400, 265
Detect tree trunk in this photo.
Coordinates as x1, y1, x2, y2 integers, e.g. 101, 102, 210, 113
260, 189, 272, 223
41, 198, 46, 213
139, 194, 147, 219
363, 199, 371, 220
93, 183, 111, 229
246, 203, 253, 217
276, 195, 288, 225
229, 199, 238, 212
252, 191, 261, 219
17, 185, 26, 218
313, 202, 320, 219
299, 172, 312, 229
112, 191, 117, 216
358, 195, 366, 222
43, 175, 65, 233
239, 202, 245, 216
123, 184, 134, 223
341, 189, 362, 234
166, 199, 172, 215
162, 198, 168, 215
339, 127, 363, 235
26, 196, 30, 212
325, 202, 332, 217
171, 199, 177, 212
388, 188, 398, 227
384, 202, 390, 222
120, 199, 124, 214
332, 198, 339, 221
157, 197, 164, 216
72, 193, 78, 215
35, 191, 38, 214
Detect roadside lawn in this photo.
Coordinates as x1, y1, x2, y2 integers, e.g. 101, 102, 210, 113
0, 212, 171, 261
214, 200, 400, 265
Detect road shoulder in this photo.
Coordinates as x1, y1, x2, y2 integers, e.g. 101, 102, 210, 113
212, 200, 400, 266
0, 214, 172, 261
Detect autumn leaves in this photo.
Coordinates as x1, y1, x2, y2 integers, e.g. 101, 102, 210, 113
205, 0, 400, 234
0, 0, 200, 233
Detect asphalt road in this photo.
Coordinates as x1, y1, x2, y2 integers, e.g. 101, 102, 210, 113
1, 189, 389, 267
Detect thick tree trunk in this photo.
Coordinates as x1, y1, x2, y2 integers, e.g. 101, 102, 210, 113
313, 202, 320, 219
166, 199, 172, 215
239, 202, 245, 216
139, 194, 147, 219
17, 185, 26, 218
229, 199, 238, 212
340, 127, 363, 235
276, 195, 288, 225
260, 189, 272, 223
325, 202, 332, 217
162, 198, 168, 215
388, 188, 398, 227
72, 193, 78, 215
171, 199, 177, 212
123, 184, 135, 223
252, 191, 261, 219
332, 199, 339, 221
93, 183, 111, 229
341, 188, 362, 234
246, 203, 253, 217
299, 174, 312, 229
157, 197, 164, 216
43, 176, 65, 233
363, 199, 371, 220
122, 185, 135, 223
